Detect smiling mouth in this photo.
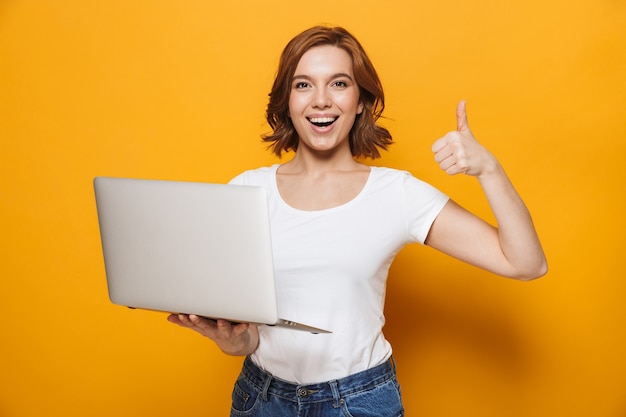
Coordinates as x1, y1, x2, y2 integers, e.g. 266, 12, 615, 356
308, 116, 338, 127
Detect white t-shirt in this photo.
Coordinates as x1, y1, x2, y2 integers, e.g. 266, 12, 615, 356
229, 164, 449, 384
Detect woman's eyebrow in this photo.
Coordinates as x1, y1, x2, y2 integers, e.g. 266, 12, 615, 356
292, 73, 355, 82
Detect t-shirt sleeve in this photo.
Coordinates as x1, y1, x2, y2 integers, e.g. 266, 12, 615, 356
403, 172, 450, 244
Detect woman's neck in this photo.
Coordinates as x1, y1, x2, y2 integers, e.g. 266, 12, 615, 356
280, 145, 364, 175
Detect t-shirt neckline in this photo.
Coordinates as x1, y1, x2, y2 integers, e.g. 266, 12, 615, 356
270, 163, 375, 214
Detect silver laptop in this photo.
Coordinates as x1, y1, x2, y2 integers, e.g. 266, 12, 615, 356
93, 176, 330, 334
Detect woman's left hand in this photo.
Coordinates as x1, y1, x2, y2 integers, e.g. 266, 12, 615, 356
431, 100, 497, 178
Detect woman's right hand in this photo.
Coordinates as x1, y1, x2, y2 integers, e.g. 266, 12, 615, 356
167, 314, 259, 356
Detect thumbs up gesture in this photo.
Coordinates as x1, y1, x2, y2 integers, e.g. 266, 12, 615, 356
431, 100, 496, 177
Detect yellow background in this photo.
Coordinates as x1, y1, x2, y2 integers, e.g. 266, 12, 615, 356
1, 0, 625, 416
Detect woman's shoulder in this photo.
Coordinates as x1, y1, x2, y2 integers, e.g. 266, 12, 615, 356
228, 164, 279, 186
368, 165, 413, 183
368, 166, 446, 196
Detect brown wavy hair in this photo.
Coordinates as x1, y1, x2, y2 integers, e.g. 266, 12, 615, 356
262, 26, 392, 159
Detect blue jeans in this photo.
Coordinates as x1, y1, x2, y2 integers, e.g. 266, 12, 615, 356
230, 356, 404, 417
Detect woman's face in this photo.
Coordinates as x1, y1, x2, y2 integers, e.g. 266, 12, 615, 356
288, 45, 364, 156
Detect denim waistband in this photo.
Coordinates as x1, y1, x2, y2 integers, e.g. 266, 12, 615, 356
241, 355, 396, 403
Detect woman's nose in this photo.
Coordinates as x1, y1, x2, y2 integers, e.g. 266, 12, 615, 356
312, 88, 331, 108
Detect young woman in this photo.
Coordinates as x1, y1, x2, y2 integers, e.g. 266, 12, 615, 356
168, 26, 547, 417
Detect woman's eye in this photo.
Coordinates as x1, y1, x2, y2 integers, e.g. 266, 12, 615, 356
294, 82, 309, 89
333, 81, 348, 88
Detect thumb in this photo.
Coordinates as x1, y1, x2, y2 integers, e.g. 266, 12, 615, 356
456, 99, 470, 132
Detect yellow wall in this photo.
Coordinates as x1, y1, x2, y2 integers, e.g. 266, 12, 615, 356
1, 1, 624, 416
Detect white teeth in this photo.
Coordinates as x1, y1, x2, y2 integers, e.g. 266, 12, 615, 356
309, 117, 337, 124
